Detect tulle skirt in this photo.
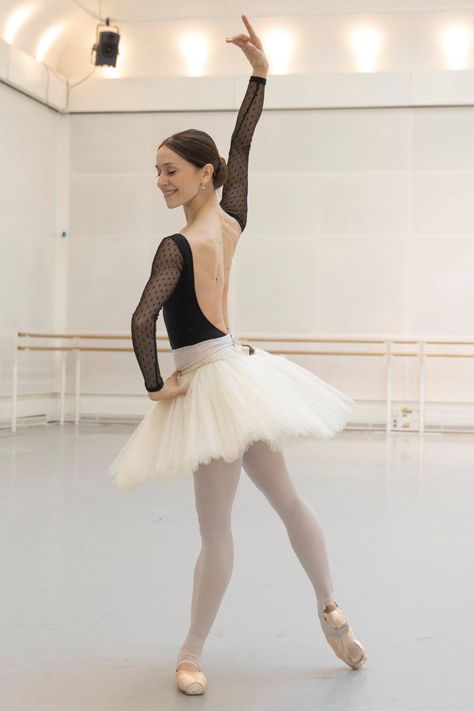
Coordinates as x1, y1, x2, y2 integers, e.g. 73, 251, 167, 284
107, 340, 356, 492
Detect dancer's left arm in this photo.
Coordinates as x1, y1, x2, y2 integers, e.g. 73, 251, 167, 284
221, 15, 268, 234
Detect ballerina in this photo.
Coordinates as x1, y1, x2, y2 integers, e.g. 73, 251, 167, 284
107, 14, 367, 695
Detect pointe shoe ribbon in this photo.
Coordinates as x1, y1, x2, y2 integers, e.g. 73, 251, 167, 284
321, 602, 368, 670
323, 604, 350, 631
175, 662, 208, 695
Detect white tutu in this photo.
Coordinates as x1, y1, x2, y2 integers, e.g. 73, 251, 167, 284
107, 341, 355, 492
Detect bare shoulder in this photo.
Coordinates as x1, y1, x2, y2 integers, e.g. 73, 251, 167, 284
222, 214, 242, 252
181, 211, 241, 253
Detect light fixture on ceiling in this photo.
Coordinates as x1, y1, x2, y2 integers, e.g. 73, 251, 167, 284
178, 31, 209, 76
441, 25, 471, 70
4, 4, 35, 45
36, 23, 64, 62
92, 17, 121, 67
263, 28, 294, 75
350, 26, 383, 72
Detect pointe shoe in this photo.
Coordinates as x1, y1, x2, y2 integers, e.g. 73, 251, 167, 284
319, 602, 368, 670
175, 661, 208, 695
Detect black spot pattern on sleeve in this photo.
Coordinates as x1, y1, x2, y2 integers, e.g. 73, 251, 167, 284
131, 237, 184, 392
220, 75, 266, 234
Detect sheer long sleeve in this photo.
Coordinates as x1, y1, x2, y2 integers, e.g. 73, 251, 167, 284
219, 75, 266, 233
131, 237, 184, 392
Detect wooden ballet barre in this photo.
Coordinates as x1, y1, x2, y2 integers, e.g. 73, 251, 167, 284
17, 331, 474, 347
15, 343, 474, 358
11, 331, 474, 434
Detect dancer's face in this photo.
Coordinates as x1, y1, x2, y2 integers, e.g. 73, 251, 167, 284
155, 145, 213, 208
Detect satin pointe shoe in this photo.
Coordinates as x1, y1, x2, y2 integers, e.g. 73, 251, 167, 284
319, 602, 368, 670
175, 661, 208, 695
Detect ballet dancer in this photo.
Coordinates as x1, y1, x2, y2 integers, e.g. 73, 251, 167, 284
108, 14, 367, 696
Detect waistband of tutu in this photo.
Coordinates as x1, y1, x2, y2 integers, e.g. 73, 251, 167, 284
172, 333, 235, 371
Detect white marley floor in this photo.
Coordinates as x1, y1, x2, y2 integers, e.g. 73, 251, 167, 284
0, 423, 472, 710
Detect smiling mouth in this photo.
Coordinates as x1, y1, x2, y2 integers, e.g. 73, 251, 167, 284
163, 191, 177, 196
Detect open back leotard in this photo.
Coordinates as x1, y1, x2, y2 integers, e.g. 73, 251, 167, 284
130, 75, 266, 392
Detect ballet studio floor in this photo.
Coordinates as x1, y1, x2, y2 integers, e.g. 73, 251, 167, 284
0, 423, 472, 710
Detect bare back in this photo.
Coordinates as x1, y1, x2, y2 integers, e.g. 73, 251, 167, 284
180, 211, 241, 335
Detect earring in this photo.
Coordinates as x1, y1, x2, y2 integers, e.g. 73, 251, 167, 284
200, 184, 205, 191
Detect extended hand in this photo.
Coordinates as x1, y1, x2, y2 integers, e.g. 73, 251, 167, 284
148, 370, 188, 401
226, 14, 269, 73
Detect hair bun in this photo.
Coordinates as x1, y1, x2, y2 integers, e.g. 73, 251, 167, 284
214, 155, 228, 189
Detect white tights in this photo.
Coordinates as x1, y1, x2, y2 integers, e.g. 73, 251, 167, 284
176, 439, 337, 669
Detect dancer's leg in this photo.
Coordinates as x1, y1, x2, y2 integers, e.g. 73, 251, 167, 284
242, 439, 338, 631
176, 454, 242, 669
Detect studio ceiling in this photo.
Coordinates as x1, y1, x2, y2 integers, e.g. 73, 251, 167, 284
1, 0, 474, 80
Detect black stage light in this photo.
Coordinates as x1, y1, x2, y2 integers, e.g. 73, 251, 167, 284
92, 17, 120, 67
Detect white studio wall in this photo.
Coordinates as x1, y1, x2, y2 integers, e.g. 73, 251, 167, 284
0, 81, 69, 424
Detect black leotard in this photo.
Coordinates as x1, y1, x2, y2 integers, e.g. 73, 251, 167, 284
131, 75, 266, 392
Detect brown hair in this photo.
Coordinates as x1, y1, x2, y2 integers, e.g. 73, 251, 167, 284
158, 129, 227, 190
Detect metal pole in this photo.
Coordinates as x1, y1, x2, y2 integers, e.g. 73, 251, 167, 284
60, 351, 66, 425
386, 340, 392, 433
419, 341, 425, 435
74, 338, 81, 425
11, 332, 18, 433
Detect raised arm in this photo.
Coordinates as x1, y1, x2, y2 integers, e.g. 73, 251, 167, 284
131, 236, 183, 392
222, 14, 269, 233
219, 75, 266, 233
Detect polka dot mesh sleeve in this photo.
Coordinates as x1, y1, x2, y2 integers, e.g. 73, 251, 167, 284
219, 75, 266, 233
131, 237, 184, 392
